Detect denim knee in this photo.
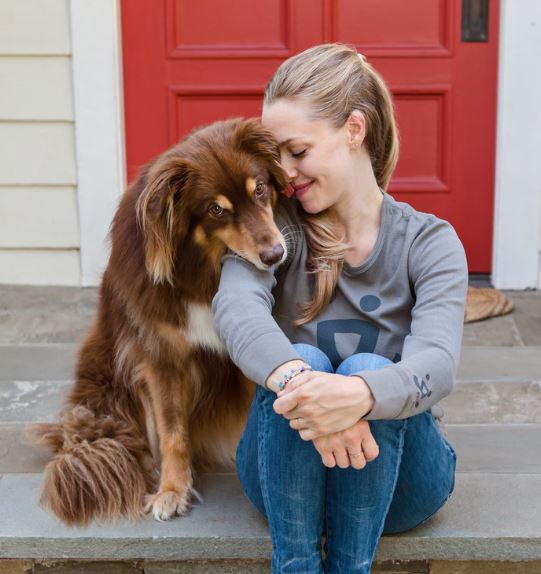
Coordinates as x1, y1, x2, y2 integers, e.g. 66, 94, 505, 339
336, 353, 392, 376
292, 343, 333, 373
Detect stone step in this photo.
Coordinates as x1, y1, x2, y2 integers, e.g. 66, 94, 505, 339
2, 344, 540, 381
1, 345, 541, 423
0, 472, 539, 562
457, 346, 541, 381
0, 344, 77, 382
1, 422, 540, 475
2, 375, 536, 426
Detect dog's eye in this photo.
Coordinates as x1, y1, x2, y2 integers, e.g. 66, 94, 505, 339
208, 204, 225, 217
254, 181, 267, 199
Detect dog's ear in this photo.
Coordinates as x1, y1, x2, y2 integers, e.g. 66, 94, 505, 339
236, 118, 289, 195
136, 156, 193, 286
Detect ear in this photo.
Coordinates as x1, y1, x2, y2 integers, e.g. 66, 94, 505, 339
346, 110, 366, 149
136, 156, 192, 286
236, 118, 289, 195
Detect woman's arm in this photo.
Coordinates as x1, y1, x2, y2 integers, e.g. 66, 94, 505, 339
273, 220, 468, 437
212, 252, 304, 387
358, 220, 468, 420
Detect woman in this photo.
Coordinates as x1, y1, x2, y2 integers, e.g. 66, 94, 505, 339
212, 43, 468, 573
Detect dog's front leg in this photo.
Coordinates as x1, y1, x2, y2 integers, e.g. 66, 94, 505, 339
143, 361, 196, 521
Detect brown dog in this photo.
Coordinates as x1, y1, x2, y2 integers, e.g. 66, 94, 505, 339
30, 118, 288, 525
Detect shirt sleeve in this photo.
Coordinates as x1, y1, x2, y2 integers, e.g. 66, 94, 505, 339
211, 202, 303, 386
355, 219, 469, 420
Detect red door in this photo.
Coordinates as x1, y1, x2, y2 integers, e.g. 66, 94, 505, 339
122, 0, 499, 271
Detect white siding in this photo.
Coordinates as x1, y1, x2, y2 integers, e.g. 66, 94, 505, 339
0, 187, 79, 247
0, 123, 76, 185
0, 57, 73, 120
0, 0, 78, 285
0, 250, 80, 285
0, 0, 71, 55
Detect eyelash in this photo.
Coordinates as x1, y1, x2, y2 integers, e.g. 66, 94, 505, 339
290, 149, 307, 158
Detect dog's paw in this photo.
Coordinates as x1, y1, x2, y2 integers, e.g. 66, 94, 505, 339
145, 486, 201, 521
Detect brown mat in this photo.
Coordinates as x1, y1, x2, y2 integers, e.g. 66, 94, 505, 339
464, 286, 514, 323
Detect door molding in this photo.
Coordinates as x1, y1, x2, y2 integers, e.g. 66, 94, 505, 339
492, 0, 541, 289
70, 0, 126, 286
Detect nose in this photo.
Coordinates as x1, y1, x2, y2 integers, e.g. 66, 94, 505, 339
280, 154, 298, 180
259, 243, 285, 266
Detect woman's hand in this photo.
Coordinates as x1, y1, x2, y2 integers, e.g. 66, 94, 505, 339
313, 419, 380, 469
273, 371, 375, 440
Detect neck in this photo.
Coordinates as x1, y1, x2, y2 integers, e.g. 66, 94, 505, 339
328, 169, 383, 243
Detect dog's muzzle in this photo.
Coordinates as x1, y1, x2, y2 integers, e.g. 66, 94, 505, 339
259, 243, 285, 266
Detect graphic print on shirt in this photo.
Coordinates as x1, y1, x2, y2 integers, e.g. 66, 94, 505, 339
316, 295, 381, 369
413, 373, 432, 408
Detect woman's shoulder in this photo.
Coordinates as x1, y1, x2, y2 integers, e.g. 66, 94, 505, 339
382, 192, 466, 271
384, 192, 460, 242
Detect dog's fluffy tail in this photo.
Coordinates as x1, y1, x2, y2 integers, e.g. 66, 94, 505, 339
29, 405, 155, 526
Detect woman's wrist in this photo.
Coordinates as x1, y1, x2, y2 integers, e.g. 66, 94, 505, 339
266, 360, 311, 393
349, 375, 375, 417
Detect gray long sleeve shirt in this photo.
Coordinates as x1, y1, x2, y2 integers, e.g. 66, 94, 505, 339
212, 191, 468, 420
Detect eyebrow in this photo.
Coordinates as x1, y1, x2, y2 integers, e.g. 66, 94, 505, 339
278, 137, 306, 148
277, 138, 294, 147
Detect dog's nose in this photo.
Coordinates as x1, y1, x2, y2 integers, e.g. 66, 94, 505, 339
259, 243, 285, 266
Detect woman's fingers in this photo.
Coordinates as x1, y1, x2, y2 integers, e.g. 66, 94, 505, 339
277, 372, 313, 396
273, 390, 300, 415
320, 451, 336, 468
289, 416, 308, 430
361, 434, 380, 461
347, 449, 367, 470
333, 447, 351, 469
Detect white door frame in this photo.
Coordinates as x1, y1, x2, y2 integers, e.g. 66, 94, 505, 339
70, 0, 126, 286
492, 0, 541, 289
72, 0, 541, 289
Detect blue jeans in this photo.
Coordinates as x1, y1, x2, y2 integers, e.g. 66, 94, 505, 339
236, 344, 457, 573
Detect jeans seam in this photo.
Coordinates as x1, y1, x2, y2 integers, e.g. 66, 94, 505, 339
368, 419, 408, 567
257, 390, 282, 569
324, 419, 409, 572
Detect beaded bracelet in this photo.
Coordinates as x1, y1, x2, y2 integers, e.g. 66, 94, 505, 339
277, 365, 313, 391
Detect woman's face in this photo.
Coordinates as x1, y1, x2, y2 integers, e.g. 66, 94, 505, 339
262, 98, 357, 214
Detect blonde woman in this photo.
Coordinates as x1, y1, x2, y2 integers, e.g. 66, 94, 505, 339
213, 44, 467, 573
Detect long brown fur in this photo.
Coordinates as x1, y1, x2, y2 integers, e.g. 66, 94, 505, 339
29, 118, 288, 525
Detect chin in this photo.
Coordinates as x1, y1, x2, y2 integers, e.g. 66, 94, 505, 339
299, 198, 328, 215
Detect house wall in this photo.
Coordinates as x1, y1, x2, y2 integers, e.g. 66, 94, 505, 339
0, 0, 80, 285
0, 0, 539, 289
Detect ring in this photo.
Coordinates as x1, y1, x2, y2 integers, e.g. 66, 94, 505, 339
348, 451, 363, 459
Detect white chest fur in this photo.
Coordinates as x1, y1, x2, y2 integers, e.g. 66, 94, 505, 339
185, 303, 227, 355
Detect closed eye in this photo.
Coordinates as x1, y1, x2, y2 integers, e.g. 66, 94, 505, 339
290, 149, 306, 159
290, 149, 307, 158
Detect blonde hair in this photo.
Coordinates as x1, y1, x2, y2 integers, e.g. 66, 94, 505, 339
264, 43, 399, 324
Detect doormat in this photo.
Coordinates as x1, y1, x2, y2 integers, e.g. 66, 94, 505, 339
464, 286, 514, 323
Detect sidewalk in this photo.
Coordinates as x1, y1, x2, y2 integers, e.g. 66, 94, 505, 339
0, 286, 540, 573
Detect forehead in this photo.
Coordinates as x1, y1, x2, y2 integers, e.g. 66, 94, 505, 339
262, 99, 328, 145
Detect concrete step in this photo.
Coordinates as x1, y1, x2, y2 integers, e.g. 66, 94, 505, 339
1, 421, 540, 475
1, 345, 540, 423
0, 472, 539, 562
0, 344, 77, 382
2, 344, 541, 382
441, 346, 541, 423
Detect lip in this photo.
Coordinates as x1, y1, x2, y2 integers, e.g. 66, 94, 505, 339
293, 181, 313, 199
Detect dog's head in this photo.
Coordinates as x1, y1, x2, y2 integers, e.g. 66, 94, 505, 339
136, 118, 289, 286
